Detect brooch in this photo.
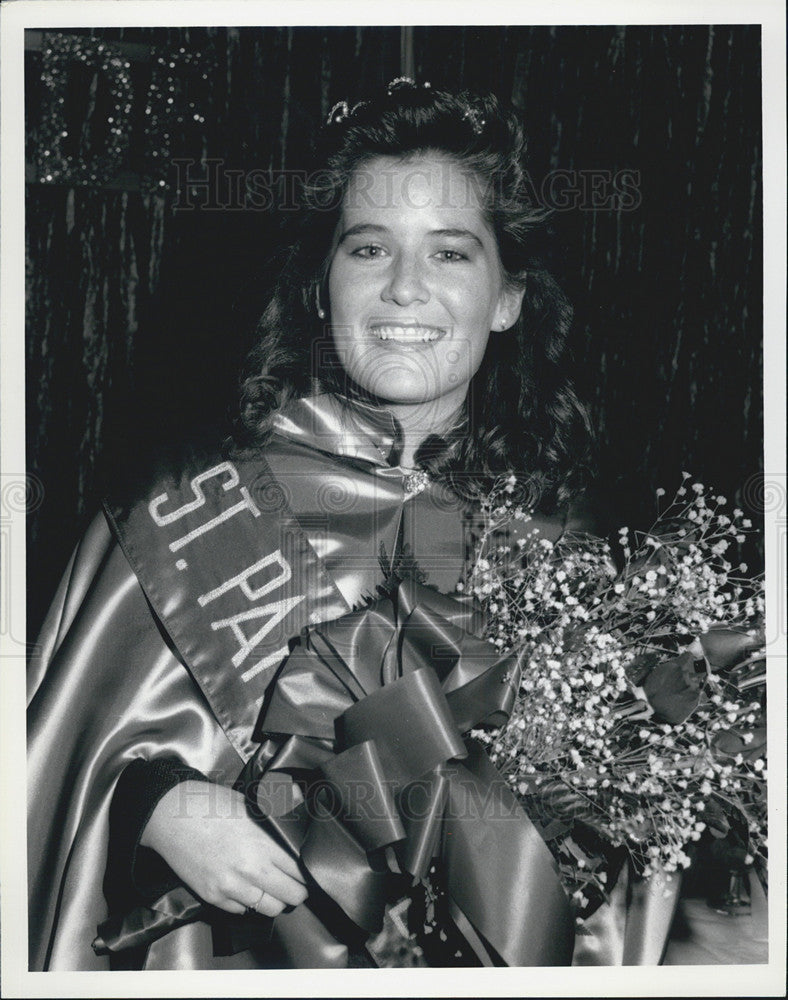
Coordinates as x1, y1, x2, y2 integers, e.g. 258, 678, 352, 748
402, 470, 430, 497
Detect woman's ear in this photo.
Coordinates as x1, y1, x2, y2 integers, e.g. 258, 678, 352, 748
494, 286, 526, 331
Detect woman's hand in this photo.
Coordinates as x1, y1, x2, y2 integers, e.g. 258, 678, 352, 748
140, 780, 308, 916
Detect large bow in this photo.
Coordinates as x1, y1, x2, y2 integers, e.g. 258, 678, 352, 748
96, 579, 574, 966
243, 577, 574, 966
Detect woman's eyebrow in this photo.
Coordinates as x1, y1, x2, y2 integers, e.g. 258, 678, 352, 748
338, 224, 485, 248
337, 223, 389, 243
429, 228, 485, 248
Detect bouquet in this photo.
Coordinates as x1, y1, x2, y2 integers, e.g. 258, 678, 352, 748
462, 474, 767, 917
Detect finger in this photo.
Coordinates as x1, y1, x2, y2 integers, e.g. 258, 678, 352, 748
239, 819, 307, 882
219, 898, 248, 916
257, 866, 309, 908
243, 888, 286, 918
265, 841, 307, 884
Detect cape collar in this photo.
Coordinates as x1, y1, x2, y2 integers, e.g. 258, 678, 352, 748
271, 393, 405, 469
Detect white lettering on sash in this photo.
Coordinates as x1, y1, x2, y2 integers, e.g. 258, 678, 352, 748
197, 550, 292, 607
169, 487, 261, 552
145, 459, 311, 689
211, 594, 305, 669
149, 462, 240, 525
241, 644, 290, 684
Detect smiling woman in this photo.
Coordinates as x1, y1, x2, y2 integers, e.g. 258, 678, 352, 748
239, 81, 592, 511
327, 155, 525, 462
28, 80, 642, 972
27, 78, 605, 972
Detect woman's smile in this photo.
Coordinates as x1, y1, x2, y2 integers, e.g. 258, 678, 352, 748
368, 323, 448, 344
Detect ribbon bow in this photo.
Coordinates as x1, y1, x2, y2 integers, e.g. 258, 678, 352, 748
244, 578, 573, 966
96, 579, 574, 966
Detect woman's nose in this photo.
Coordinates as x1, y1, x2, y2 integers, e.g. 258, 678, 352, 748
380, 255, 430, 306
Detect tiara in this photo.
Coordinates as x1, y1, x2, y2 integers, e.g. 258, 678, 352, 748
387, 76, 431, 95
325, 78, 485, 136
326, 77, 432, 126
462, 106, 486, 136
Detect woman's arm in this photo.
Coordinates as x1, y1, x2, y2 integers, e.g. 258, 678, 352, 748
105, 757, 210, 908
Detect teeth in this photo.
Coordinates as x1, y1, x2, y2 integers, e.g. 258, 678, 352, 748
371, 326, 445, 342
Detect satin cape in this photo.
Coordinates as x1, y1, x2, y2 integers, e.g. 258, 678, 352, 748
28, 393, 687, 971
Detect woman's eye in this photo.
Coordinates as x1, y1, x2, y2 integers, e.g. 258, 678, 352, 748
351, 244, 386, 258
434, 249, 468, 262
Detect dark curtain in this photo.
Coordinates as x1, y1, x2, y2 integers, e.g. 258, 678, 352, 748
24, 25, 763, 638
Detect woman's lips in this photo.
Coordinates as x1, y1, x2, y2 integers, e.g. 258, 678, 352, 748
368, 324, 448, 343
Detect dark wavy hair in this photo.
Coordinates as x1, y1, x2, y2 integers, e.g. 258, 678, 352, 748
237, 80, 594, 512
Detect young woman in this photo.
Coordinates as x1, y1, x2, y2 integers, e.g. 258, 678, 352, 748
28, 80, 597, 970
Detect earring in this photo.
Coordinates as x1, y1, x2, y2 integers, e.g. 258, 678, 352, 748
315, 285, 326, 320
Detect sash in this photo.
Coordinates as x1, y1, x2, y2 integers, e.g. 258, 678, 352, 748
104, 442, 350, 761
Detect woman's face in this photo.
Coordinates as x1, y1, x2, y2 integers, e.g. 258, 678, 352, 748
327, 155, 523, 428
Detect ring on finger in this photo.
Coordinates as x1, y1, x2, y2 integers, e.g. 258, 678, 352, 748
244, 888, 267, 916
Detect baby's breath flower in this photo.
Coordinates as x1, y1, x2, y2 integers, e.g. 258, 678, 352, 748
466, 473, 766, 916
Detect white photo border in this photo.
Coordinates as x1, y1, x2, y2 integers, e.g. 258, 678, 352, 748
2, 2, 785, 996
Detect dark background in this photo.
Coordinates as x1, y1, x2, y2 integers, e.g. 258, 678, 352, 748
25, 25, 763, 638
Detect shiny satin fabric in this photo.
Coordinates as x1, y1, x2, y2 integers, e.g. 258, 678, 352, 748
95, 580, 574, 966
28, 391, 687, 971
571, 862, 681, 965
105, 443, 351, 762
254, 580, 574, 966
27, 514, 244, 970
27, 394, 501, 970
